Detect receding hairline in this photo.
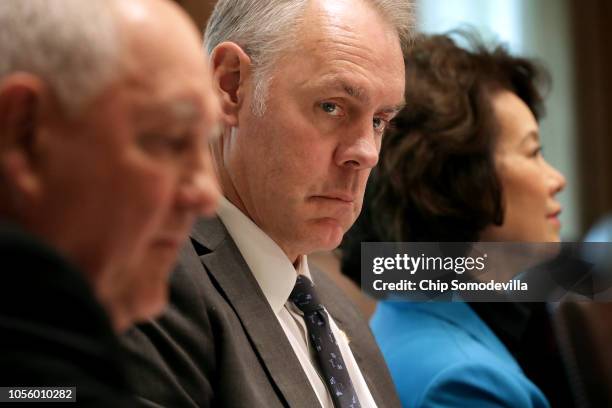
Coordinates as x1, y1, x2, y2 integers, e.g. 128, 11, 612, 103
205, 0, 411, 60
259, 0, 406, 82
204, 0, 412, 115
291, 0, 403, 58
104, 0, 207, 87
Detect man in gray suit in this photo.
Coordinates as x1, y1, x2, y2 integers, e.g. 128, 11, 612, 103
123, 0, 411, 406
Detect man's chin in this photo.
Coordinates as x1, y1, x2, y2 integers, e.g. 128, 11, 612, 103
130, 289, 169, 326
119, 267, 172, 329
309, 217, 349, 251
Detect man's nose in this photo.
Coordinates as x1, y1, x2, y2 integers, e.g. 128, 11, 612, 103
334, 123, 380, 170
177, 149, 220, 217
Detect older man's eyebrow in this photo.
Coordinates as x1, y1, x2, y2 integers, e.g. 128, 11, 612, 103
308, 76, 405, 114
308, 76, 370, 103
379, 103, 406, 116
134, 97, 201, 120
169, 99, 201, 121
341, 82, 367, 101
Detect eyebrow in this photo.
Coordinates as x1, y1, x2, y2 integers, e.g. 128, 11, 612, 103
306, 75, 368, 100
169, 100, 201, 121
168, 100, 224, 142
380, 103, 406, 116
307, 75, 405, 114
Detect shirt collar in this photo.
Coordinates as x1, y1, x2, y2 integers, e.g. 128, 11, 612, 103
217, 196, 312, 314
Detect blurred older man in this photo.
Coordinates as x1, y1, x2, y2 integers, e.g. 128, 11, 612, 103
123, 0, 412, 407
0, 0, 220, 404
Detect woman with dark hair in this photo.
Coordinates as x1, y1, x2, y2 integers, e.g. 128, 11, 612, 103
342, 32, 571, 407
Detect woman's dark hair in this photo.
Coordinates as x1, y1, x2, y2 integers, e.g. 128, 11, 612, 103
341, 30, 550, 281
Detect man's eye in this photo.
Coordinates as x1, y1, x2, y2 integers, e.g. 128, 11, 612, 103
166, 137, 190, 152
320, 102, 342, 116
373, 117, 388, 132
138, 132, 190, 154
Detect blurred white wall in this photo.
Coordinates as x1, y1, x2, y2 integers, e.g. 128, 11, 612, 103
416, 0, 579, 239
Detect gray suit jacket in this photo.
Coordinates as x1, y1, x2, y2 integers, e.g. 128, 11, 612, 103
122, 216, 400, 407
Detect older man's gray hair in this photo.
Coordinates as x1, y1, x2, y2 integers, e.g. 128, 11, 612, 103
205, 0, 414, 116
0, 0, 120, 114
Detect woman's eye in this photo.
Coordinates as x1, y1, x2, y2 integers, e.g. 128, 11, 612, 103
320, 102, 342, 116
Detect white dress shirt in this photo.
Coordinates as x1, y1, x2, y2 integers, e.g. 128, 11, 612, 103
217, 197, 377, 408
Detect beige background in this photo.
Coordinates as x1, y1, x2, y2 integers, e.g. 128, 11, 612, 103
174, 0, 215, 32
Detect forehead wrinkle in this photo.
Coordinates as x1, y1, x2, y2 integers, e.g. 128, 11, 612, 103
310, 35, 400, 97
297, 0, 402, 70
305, 37, 383, 95
288, 2, 405, 111
313, 33, 380, 67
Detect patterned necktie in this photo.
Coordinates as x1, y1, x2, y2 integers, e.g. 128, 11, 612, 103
289, 275, 361, 408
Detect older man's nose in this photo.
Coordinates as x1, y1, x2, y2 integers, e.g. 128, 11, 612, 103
334, 127, 380, 170
177, 150, 220, 216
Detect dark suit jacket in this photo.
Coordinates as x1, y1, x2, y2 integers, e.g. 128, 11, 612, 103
122, 216, 400, 407
0, 222, 135, 407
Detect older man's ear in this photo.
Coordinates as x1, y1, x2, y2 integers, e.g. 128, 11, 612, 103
210, 42, 252, 127
0, 74, 50, 212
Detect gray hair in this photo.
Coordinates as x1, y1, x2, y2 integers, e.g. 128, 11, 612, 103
204, 0, 414, 117
0, 0, 121, 114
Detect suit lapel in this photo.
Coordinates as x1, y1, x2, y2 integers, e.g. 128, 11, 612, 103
191, 217, 321, 408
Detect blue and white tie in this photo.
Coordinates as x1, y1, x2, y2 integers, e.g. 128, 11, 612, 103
289, 275, 361, 408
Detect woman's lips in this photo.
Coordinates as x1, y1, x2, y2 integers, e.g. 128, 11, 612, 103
547, 211, 562, 228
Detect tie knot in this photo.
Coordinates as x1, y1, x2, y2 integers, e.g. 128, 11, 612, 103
289, 275, 324, 313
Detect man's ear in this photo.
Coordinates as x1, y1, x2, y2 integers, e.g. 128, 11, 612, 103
210, 42, 252, 127
0, 74, 48, 206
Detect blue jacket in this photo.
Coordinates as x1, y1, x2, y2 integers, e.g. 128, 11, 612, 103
371, 301, 550, 408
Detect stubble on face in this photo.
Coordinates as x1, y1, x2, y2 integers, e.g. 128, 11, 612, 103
221, 0, 405, 262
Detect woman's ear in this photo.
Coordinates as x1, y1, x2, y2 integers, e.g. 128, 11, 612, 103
0, 73, 48, 207
210, 42, 252, 127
